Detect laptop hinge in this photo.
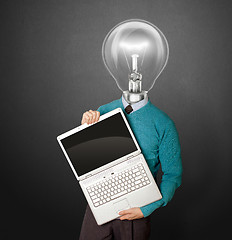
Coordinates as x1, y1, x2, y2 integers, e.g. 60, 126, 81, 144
83, 174, 92, 180
127, 155, 134, 160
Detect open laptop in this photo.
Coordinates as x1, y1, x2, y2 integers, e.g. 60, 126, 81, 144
57, 108, 162, 225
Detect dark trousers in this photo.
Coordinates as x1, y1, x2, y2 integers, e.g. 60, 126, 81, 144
79, 205, 151, 240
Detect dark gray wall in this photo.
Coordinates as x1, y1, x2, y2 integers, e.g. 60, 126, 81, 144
2, 0, 232, 239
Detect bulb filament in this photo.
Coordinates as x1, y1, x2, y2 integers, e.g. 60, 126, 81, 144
128, 54, 142, 93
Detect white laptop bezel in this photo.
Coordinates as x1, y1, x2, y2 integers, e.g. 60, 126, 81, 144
57, 108, 141, 181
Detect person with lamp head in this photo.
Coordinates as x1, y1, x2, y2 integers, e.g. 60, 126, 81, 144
79, 19, 183, 240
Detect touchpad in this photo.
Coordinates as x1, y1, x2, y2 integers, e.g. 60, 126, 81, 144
113, 198, 130, 214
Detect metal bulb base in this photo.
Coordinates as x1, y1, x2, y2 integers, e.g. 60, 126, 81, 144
123, 90, 148, 104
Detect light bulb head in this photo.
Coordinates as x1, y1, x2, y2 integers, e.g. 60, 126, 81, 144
102, 19, 169, 103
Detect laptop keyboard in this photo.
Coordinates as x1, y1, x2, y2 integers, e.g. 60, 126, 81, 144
86, 163, 151, 207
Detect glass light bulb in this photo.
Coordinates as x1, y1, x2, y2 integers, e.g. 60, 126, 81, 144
102, 19, 169, 102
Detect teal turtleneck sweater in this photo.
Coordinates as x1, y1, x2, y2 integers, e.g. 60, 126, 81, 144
97, 97, 183, 218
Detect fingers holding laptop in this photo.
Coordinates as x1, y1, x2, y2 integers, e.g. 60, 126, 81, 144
119, 207, 144, 220
81, 110, 100, 125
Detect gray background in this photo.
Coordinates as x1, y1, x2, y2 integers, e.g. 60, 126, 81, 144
2, 0, 232, 239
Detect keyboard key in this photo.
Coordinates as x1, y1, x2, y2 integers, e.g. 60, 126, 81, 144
110, 190, 127, 200
93, 198, 100, 203
135, 175, 142, 181
135, 180, 141, 185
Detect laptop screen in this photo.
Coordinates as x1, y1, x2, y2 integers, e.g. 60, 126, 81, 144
61, 112, 138, 176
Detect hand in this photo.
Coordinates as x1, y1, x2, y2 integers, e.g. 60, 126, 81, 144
81, 110, 100, 125
119, 207, 144, 220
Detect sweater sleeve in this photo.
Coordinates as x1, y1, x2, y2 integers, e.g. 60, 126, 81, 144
97, 104, 111, 115
97, 105, 104, 115
140, 120, 183, 217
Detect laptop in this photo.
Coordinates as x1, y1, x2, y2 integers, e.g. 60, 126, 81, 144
57, 107, 162, 225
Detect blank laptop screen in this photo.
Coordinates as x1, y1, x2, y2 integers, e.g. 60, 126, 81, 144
61, 112, 138, 176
